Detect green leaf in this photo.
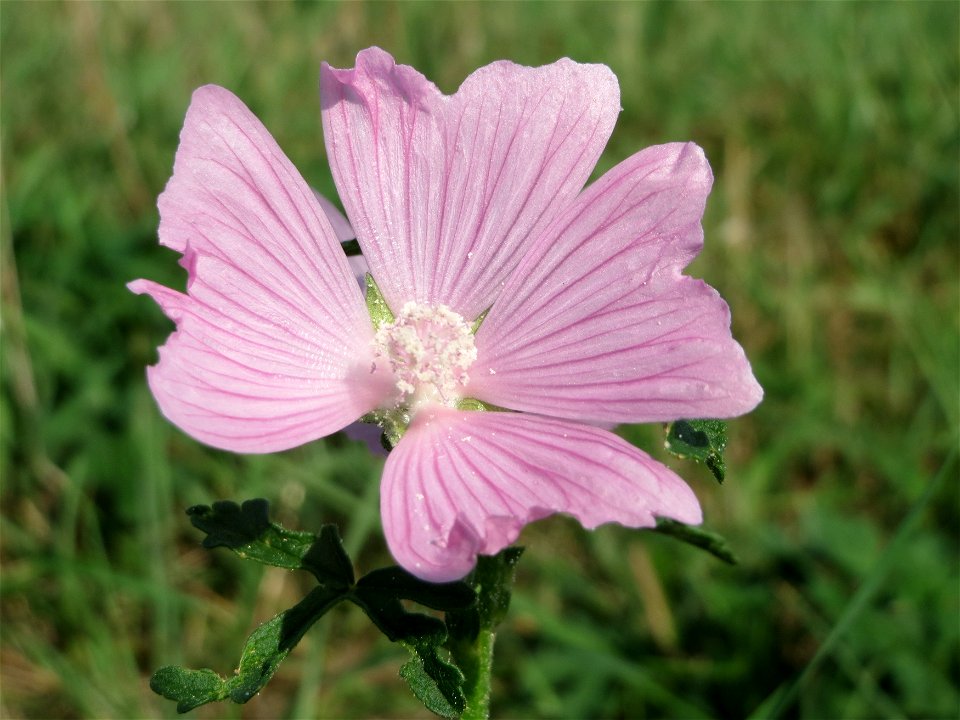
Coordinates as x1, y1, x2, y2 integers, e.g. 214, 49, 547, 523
665, 419, 728, 483
150, 585, 346, 712
400, 641, 467, 718
186, 500, 354, 586
150, 667, 227, 714
300, 524, 355, 587
653, 519, 739, 565
341, 238, 361, 255
349, 588, 447, 644
365, 273, 394, 329
446, 547, 523, 644
349, 573, 471, 717
472, 547, 523, 630
356, 567, 475, 611
228, 585, 345, 703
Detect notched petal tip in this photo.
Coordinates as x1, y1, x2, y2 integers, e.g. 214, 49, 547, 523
322, 46, 625, 320
320, 47, 437, 111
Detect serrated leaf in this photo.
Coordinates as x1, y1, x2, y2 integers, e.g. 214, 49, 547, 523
348, 573, 469, 718
399, 641, 466, 718
653, 518, 739, 565
185, 500, 353, 586
150, 585, 346, 712
665, 419, 727, 483
150, 667, 227, 714
356, 567, 475, 611
228, 585, 344, 703
187, 499, 275, 548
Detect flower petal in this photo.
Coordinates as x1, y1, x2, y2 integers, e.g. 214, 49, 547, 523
321, 47, 620, 320
130, 85, 392, 452
380, 408, 701, 581
313, 189, 355, 242
469, 143, 763, 423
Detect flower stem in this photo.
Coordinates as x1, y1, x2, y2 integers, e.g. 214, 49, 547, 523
447, 548, 523, 720
457, 629, 495, 720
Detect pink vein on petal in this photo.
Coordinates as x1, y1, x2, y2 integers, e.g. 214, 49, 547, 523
321, 48, 621, 320
380, 409, 701, 581
471, 142, 763, 423
129, 85, 391, 453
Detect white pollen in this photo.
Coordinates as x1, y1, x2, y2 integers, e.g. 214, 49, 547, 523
374, 301, 477, 410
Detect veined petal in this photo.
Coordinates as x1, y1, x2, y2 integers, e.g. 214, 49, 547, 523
380, 408, 701, 581
131, 86, 392, 452
469, 143, 763, 423
321, 47, 620, 320
313, 189, 355, 242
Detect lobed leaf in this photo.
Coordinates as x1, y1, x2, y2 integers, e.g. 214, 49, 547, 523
356, 566, 475, 611
186, 499, 354, 586
400, 641, 467, 718
150, 585, 346, 713
350, 581, 469, 715
150, 667, 227, 714
158, 500, 497, 718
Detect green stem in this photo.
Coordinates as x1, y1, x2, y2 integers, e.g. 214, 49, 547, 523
459, 629, 495, 720
448, 547, 522, 719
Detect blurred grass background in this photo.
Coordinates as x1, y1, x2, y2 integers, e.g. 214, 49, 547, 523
2, 2, 957, 718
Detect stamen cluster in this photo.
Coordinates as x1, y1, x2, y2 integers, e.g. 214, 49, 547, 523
374, 301, 477, 410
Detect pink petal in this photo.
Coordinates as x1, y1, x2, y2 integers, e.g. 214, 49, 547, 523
312, 188, 367, 286
321, 47, 620, 321
130, 86, 393, 452
380, 408, 701, 581
312, 189, 356, 242
468, 143, 763, 423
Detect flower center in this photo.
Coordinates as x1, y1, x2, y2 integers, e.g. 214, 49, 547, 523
374, 301, 477, 411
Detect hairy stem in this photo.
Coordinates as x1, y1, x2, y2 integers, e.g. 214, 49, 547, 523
457, 629, 495, 720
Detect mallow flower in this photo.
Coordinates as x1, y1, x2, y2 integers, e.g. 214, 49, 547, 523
130, 47, 762, 582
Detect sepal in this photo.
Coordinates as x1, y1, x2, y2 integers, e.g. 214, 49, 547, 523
365, 272, 395, 329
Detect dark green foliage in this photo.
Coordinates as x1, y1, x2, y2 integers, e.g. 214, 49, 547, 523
155, 499, 507, 716
665, 419, 728, 483
399, 646, 465, 719
151, 585, 344, 712
447, 548, 524, 644
188, 499, 355, 585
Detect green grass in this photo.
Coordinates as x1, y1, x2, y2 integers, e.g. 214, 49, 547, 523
2, 2, 957, 718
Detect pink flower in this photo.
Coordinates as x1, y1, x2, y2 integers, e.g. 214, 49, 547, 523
130, 48, 762, 582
